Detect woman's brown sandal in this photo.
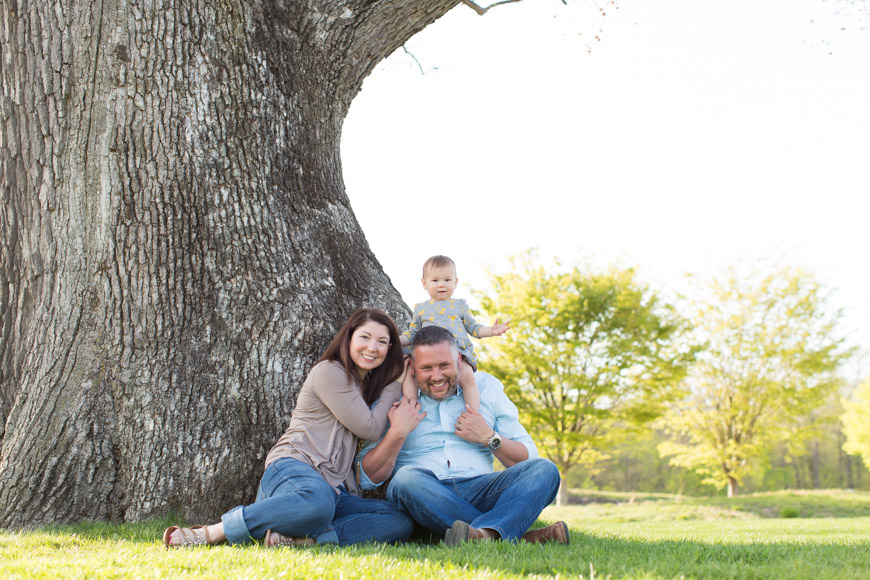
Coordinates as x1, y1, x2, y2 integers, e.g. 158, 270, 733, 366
264, 529, 315, 547
163, 525, 210, 548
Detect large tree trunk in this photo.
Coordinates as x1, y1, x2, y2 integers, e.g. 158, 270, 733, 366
0, 0, 459, 529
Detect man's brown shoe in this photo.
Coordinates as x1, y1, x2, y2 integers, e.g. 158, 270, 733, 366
444, 521, 495, 545
521, 521, 569, 545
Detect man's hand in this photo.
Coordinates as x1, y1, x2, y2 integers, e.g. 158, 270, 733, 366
455, 404, 529, 467
388, 397, 425, 438
454, 405, 493, 446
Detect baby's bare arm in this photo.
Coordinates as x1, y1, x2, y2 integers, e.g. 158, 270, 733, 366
478, 318, 511, 338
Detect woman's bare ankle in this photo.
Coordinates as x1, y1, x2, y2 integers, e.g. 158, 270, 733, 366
206, 523, 226, 543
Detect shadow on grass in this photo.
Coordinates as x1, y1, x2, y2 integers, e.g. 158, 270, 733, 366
20, 515, 870, 579
383, 530, 870, 579
35, 516, 176, 542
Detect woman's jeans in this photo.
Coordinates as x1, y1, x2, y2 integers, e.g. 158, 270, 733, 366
386, 457, 560, 541
221, 457, 414, 545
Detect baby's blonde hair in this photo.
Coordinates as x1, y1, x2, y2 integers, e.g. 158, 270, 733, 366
422, 255, 456, 276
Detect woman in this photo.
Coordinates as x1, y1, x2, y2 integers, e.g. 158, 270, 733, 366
164, 308, 413, 547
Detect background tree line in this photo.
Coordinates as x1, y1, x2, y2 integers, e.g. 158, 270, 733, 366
475, 250, 866, 501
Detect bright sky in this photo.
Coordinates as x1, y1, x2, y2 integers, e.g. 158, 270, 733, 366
341, 0, 870, 368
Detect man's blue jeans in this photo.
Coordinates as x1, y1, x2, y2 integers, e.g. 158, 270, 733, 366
221, 457, 414, 545
386, 457, 560, 541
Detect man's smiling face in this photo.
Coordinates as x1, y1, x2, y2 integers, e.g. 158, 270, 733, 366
412, 341, 460, 400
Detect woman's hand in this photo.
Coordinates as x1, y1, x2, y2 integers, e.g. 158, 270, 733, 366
388, 397, 425, 438
361, 398, 425, 485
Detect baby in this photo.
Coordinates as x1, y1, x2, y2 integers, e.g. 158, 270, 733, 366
400, 255, 511, 410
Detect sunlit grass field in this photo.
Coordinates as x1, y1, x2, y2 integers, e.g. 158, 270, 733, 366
2, 490, 869, 579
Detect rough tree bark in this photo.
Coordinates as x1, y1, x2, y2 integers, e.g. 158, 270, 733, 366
0, 0, 460, 529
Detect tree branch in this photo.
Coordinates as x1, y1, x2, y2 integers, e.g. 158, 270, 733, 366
402, 46, 438, 75
460, 0, 527, 16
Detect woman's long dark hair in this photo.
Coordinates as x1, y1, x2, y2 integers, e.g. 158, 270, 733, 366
317, 308, 404, 405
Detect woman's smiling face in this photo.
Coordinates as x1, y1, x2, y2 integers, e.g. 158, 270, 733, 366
349, 320, 391, 379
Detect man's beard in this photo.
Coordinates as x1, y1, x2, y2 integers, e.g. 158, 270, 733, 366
416, 375, 459, 400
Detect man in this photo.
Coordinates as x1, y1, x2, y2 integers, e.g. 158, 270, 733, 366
358, 325, 568, 545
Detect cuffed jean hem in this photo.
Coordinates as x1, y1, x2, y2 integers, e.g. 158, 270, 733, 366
222, 502, 338, 545
315, 530, 339, 544
222, 505, 253, 545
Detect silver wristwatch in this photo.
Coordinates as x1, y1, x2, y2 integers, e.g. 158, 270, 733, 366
487, 431, 502, 451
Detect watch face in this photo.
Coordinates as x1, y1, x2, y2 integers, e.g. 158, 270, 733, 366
489, 434, 501, 450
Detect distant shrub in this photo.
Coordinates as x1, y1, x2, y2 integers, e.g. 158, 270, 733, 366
780, 506, 800, 518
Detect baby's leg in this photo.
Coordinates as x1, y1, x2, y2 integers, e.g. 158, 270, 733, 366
459, 359, 479, 411
401, 358, 418, 401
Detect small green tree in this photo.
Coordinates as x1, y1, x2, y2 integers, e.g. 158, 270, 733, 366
476, 252, 694, 504
657, 265, 854, 497
842, 379, 870, 468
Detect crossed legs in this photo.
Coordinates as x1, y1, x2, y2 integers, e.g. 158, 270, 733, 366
386, 458, 561, 542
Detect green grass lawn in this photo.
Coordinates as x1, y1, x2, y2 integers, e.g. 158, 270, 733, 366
2, 490, 869, 579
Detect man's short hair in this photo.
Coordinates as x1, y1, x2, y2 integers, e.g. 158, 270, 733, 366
410, 326, 459, 359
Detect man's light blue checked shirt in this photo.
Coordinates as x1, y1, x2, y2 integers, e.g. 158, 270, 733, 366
357, 372, 538, 488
